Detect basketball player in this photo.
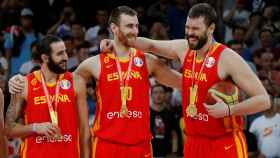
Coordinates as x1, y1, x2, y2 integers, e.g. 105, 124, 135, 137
5, 35, 90, 158
8, 6, 181, 158
101, 3, 270, 158
0, 88, 7, 158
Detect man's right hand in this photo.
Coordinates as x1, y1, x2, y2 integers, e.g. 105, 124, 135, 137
9, 74, 25, 94
100, 39, 114, 52
32, 122, 61, 138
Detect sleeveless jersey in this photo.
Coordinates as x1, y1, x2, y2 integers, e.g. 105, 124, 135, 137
182, 43, 244, 137
93, 49, 152, 145
21, 70, 79, 158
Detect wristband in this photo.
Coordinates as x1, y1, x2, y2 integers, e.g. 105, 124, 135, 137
32, 123, 37, 133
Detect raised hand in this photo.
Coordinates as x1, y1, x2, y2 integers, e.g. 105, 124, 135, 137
8, 74, 25, 94
100, 39, 114, 52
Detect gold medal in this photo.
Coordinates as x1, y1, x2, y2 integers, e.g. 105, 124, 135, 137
115, 48, 135, 118
186, 104, 197, 117
120, 87, 128, 117
186, 44, 219, 118
186, 84, 198, 117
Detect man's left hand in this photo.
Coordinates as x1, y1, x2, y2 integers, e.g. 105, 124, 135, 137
204, 93, 229, 118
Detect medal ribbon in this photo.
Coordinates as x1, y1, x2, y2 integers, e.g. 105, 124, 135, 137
114, 48, 135, 115
189, 43, 219, 104
40, 71, 61, 125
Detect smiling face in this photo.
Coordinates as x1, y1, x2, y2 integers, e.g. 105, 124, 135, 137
185, 16, 214, 50
47, 41, 68, 74
111, 14, 139, 47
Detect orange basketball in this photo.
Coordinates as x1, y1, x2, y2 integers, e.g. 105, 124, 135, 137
205, 80, 240, 105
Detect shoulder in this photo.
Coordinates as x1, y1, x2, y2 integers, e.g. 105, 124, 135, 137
75, 55, 100, 81
219, 47, 246, 69
77, 55, 100, 72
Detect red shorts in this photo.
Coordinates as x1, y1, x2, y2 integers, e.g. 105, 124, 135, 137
92, 137, 153, 158
184, 131, 247, 158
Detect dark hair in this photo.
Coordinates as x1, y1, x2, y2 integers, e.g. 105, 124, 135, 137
37, 35, 63, 61
98, 27, 109, 36
151, 84, 166, 92
227, 40, 243, 47
259, 28, 273, 37
232, 26, 247, 34
108, 6, 137, 25
76, 41, 90, 51
30, 41, 41, 61
188, 3, 217, 26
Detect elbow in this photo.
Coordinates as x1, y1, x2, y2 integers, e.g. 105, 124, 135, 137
263, 94, 271, 111
4, 128, 14, 139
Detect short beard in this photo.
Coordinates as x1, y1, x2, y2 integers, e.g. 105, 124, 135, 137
117, 30, 136, 47
187, 34, 208, 50
47, 56, 67, 74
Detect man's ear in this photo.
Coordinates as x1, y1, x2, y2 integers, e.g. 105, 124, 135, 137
41, 54, 49, 63
110, 23, 118, 34
208, 23, 215, 35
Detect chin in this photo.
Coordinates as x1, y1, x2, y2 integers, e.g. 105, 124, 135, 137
189, 44, 198, 50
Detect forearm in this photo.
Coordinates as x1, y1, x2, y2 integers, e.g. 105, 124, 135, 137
47, 20, 62, 35
79, 127, 91, 158
5, 94, 32, 138
0, 134, 8, 158
135, 37, 179, 59
5, 123, 34, 138
231, 94, 270, 116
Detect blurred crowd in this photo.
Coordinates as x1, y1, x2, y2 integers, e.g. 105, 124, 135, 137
0, 0, 280, 157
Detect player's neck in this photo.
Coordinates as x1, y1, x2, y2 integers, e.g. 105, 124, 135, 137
40, 64, 59, 83
196, 36, 215, 57
113, 39, 130, 58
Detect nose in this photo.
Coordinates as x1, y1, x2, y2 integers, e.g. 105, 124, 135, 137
133, 25, 139, 35
63, 51, 69, 60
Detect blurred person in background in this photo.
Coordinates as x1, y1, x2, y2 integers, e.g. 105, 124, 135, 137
69, 41, 91, 72
89, 27, 110, 56
250, 96, 280, 158
227, 40, 256, 73
19, 41, 41, 75
150, 84, 179, 158
223, 0, 250, 43
47, 5, 76, 37
4, 8, 41, 76
0, 0, 24, 29
71, 21, 86, 47
85, 8, 112, 51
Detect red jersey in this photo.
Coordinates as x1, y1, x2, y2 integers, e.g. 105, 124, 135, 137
182, 43, 244, 137
21, 70, 79, 158
93, 49, 152, 145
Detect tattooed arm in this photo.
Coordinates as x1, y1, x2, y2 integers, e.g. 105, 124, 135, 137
5, 90, 32, 138
5, 77, 59, 138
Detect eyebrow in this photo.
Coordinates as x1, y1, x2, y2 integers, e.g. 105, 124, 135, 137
56, 49, 66, 55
